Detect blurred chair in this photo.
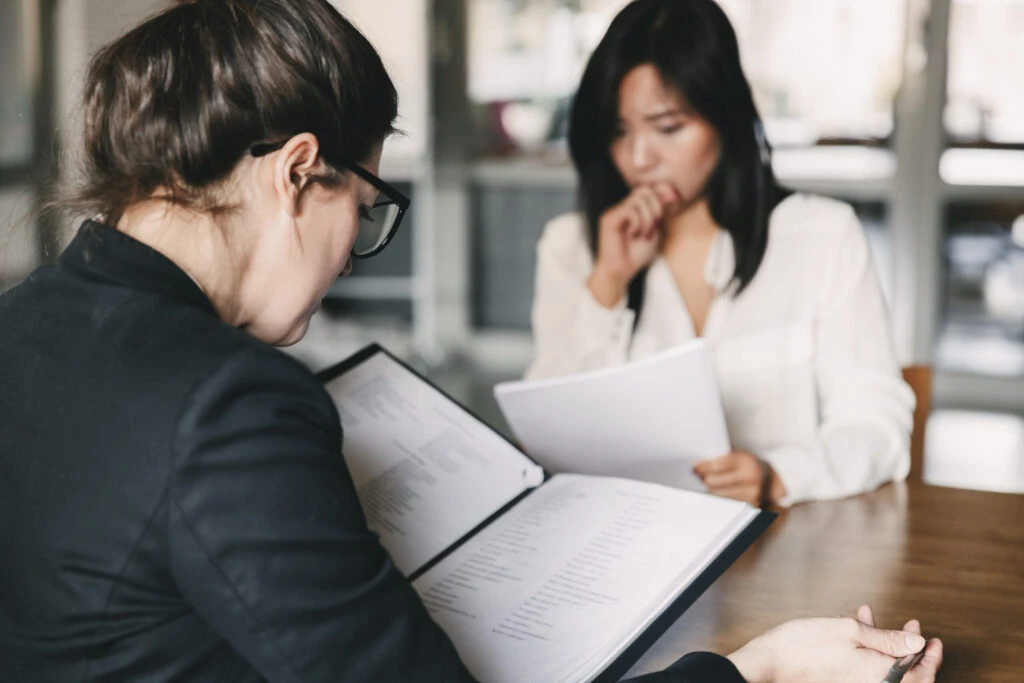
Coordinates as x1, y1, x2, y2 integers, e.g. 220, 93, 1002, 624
902, 365, 933, 483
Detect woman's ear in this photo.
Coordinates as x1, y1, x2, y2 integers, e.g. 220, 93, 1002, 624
271, 133, 322, 216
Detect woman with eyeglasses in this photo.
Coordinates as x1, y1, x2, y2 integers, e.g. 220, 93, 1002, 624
0, 0, 939, 681
527, 0, 917, 511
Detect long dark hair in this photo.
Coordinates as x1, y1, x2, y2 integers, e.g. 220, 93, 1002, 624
569, 0, 788, 296
68, 0, 397, 224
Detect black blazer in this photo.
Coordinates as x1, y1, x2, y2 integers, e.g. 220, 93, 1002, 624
0, 221, 745, 683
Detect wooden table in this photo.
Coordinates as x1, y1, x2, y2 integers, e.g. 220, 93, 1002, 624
626, 482, 1024, 682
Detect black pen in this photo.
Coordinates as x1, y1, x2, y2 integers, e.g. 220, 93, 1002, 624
881, 647, 927, 683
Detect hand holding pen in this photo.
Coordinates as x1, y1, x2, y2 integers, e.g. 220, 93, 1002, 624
856, 604, 943, 683
727, 603, 943, 683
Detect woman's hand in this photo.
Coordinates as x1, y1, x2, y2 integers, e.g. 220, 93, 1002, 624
694, 450, 784, 507
727, 611, 941, 683
587, 182, 679, 308
856, 604, 944, 683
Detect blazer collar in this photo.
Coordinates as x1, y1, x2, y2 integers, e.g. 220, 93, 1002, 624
59, 220, 218, 317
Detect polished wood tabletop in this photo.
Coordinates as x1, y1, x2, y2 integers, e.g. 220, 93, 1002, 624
627, 482, 1024, 682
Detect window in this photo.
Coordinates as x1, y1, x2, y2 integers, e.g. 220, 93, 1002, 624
718, 0, 907, 147
946, 0, 1024, 146
0, 0, 37, 167
467, 0, 908, 155
937, 202, 1024, 377
0, 0, 48, 287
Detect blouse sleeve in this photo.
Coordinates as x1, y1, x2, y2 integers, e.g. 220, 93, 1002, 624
525, 213, 636, 381
761, 205, 915, 505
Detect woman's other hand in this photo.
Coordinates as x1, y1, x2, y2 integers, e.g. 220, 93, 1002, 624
694, 450, 784, 507
727, 613, 940, 683
587, 182, 679, 308
856, 604, 944, 683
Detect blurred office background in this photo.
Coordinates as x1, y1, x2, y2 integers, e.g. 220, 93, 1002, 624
3, 0, 1023, 491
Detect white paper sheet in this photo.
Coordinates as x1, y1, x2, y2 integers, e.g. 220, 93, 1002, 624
324, 352, 544, 576
494, 340, 730, 491
412, 474, 755, 683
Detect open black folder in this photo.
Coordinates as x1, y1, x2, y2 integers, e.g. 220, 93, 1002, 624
319, 344, 774, 683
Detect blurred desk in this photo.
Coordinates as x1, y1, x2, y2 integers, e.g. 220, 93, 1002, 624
627, 483, 1024, 682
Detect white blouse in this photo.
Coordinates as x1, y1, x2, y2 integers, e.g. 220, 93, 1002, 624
525, 193, 914, 506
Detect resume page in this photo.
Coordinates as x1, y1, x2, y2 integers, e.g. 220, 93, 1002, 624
324, 352, 544, 576
495, 340, 730, 491
412, 474, 755, 683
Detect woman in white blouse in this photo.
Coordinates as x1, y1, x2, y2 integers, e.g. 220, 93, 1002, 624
526, 0, 915, 508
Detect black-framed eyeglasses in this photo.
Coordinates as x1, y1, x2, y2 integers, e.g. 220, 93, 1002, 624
250, 140, 410, 259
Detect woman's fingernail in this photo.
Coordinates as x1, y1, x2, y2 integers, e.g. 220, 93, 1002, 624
906, 633, 926, 651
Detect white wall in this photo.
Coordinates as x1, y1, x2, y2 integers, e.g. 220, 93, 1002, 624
0, 186, 38, 284
53, 0, 165, 244
333, 0, 429, 164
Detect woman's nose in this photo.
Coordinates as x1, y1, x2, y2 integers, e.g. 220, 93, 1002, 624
631, 135, 657, 173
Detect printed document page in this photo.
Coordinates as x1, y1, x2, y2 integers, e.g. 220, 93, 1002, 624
494, 340, 729, 491
324, 352, 544, 576
412, 474, 757, 683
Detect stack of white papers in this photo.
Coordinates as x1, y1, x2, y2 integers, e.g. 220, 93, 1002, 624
494, 340, 731, 491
